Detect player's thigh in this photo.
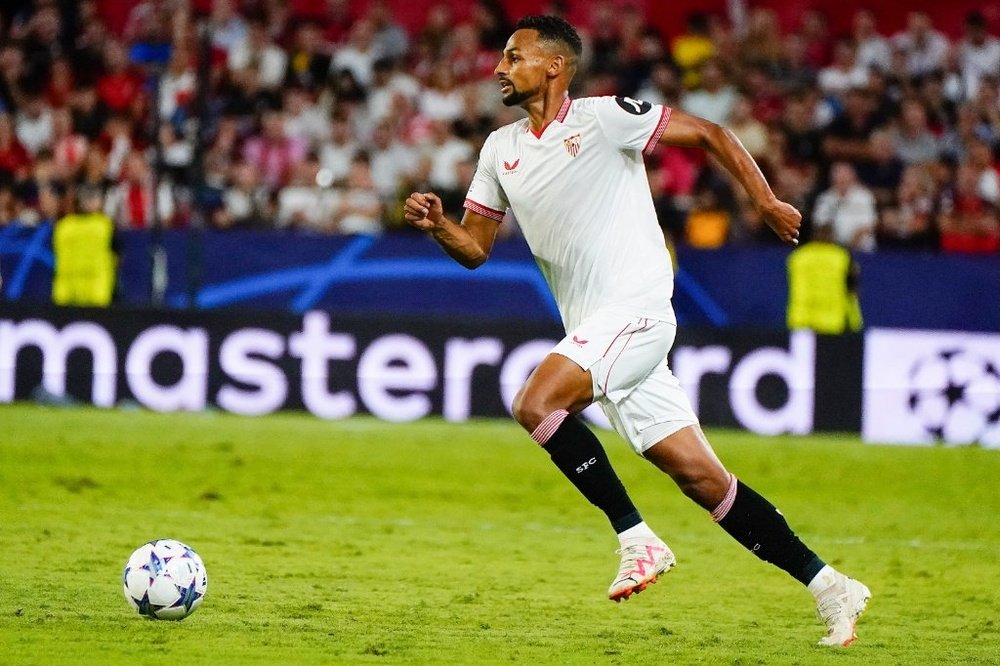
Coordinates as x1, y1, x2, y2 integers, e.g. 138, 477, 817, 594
555, 312, 674, 405
601, 358, 701, 455
514, 353, 594, 426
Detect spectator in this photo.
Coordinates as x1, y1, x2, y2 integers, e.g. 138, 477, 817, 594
216, 159, 271, 230
51, 185, 117, 307
97, 114, 135, 180
737, 8, 782, 72
892, 12, 949, 78
18, 150, 65, 226
852, 10, 891, 75
74, 144, 113, 197
858, 129, 905, 206
330, 153, 382, 235
447, 22, 497, 85
823, 86, 883, 167
471, 0, 512, 52
318, 115, 359, 186
227, 13, 289, 92
51, 106, 88, 179
17, 2, 66, 86
726, 96, 767, 159
813, 161, 878, 251
434, 156, 477, 225
780, 94, 823, 169
681, 59, 737, 125
967, 78, 1000, 145
368, 118, 418, 201
95, 40, 145, 120
68, 85, 106, 140
417, 62, 465, 123
14, 92, 53, 156
892, 97, 940, 166
158, 45, 197, 123
742, 66, 785, 125
919, 72, 958, 132
104, 149, 173, 229
800, 8, 833, 69
330, 18, 379, 89
817, 40, 869, 100
0, 43, 27, 113
0, 176, 20, 226
684, 180, 731, 249
878, 165, 938, 250
938, 164, 1000, 252
281, 84, 329, 149
242, 109, 308, 190
635, 60, 682, 108
774, 32, 816, 93
0, 112, 32, 182
73, 7, 111, 81
209, 0, 249, 54
44, 57, 74, 109
366, 56, 420, 123
284, 19, 331, 91
671, 12, 714, 90
415, 3, 454, 64
158, 123, 193, 177
366, 0, 410, 62
958, 11, 1000, 99
422, 119, 473, 192
967, 139, 1000, 205
276, 153, 331, 231
123, 0, 171, 46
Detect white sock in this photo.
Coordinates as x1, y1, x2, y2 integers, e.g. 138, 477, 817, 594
617, 521, 657, 544
807, 565, 839, 597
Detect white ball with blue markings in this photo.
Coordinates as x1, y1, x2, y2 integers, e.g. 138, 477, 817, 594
123, 539, 207, 620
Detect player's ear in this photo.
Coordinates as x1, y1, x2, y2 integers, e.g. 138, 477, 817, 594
547, 54, 565, 79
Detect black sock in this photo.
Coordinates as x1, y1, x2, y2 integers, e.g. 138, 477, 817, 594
717, 480, 825, 585
542, 415, 642, 533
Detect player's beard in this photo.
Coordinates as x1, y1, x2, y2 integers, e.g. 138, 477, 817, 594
501, 82, 540, 107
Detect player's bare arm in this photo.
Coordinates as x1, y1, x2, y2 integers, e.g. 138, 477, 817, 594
403, 192, 500, 269
660, 110, 802, 246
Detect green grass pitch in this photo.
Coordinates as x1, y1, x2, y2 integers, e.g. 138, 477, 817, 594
1, 404, 998, 664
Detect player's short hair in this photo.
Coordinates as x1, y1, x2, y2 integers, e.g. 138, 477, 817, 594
514, 15, 583, 57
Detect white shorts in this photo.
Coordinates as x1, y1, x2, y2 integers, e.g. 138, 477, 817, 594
552, 309, 699, 454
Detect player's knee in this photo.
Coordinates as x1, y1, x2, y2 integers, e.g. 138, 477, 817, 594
675, 469, 729, 511
511, 387, 549, 432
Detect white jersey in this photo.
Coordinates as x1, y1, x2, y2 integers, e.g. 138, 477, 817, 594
465, 95, 675, 331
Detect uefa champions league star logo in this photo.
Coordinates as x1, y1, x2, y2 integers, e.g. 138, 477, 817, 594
906, 349, 1000, 447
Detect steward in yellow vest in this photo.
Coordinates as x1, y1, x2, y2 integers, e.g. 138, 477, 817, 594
52, 186, 117, 307
787, 224, 862, 334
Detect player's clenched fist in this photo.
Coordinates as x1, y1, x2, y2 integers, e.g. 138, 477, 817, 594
762, 200, 802, 246
403, 192, 444, 231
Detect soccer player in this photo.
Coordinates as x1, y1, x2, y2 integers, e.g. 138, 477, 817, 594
403, 15, 870, 647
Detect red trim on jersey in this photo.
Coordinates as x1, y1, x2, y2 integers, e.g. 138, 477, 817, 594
556, 96, 573, 122
527, 96, 573, 139
464, 198, 505, 221
642, 106, 672, 155
601, 319, 648, 397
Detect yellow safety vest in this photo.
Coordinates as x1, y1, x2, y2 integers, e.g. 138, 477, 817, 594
52, 212, 117, 307
786, 241, 862, 334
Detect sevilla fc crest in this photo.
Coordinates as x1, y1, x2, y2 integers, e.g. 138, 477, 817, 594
564, 133, 581, 158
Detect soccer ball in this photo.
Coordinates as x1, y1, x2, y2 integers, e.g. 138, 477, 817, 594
908, 349, 1000, 446
123, 539, 208, 620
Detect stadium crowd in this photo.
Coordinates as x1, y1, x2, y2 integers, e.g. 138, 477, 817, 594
0, 0, 998, 252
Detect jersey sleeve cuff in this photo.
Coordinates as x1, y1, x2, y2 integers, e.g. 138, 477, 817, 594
464, 198, 506, 222
642, 106, 672, 155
